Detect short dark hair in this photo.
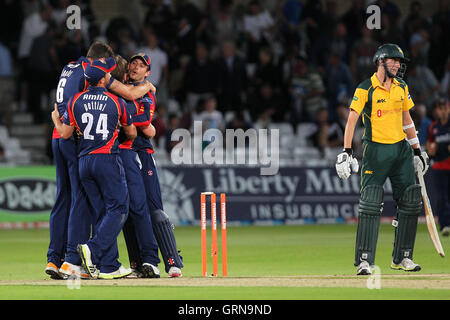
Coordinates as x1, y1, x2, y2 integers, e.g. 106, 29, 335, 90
86, 41, 114, 60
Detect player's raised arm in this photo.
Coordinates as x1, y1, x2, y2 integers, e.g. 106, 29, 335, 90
107, 75, 155, 100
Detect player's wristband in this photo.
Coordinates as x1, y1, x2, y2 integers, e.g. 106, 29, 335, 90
106, 76, 115, 90
413, 148, 421, 156
343, 148, 353, 155
407, 137, 420, 146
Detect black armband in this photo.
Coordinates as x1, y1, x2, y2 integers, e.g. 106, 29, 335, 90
106, 76, 115, 90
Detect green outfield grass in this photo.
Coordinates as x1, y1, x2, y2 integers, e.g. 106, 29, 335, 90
0, 224, 449, 300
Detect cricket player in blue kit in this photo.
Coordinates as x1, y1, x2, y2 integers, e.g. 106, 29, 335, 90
46, 42, 112, 280
125, 53, 184, 277
52, 57, 137, 279
110, 54, 161, 278
47, 42, 156, 280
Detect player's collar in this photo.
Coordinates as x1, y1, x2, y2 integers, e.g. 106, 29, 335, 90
87, 86, 107, 92
127, 80, 145, 86
371, 72, 399, 89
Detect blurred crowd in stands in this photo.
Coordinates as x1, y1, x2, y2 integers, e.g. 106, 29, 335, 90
0, 0, 448, 159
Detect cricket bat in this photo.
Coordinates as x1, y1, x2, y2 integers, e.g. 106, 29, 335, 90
417, 170, 445, 257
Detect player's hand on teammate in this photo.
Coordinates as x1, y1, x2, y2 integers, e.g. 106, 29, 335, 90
51, 103, 60, 123
414, 149, 429, 175
144, 80, 156, 94
336, 149, 359, 179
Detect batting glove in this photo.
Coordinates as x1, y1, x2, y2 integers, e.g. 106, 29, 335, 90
336, 149, 359, 180
414, 148, 429, 175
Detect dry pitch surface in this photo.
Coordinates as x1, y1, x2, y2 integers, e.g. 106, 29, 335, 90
3, 274, 450, 289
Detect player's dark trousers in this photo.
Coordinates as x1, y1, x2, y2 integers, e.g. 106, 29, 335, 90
59, 138, 95, 266
120, 149, 160, 265
47, 138, 71, 267
361, 140, 415, 199
79, 154, 129, 273
137, 151, 164, 210
137, 150, 184, 272
432, 169, 450, 230
356, 139, 416, 265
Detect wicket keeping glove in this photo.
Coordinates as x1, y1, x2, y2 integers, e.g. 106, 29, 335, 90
414, 148, 429, 175
336, 149, 359, 179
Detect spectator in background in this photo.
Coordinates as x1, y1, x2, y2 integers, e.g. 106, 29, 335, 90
226, 110, 253, 132
248, 82, 283, 128
142, 0, 174, 44
309, 0, 340, 67
207, 0, 241, 59
105, 16, 137, 59
310, 107, 343, 157
429, 0, 450, 80
410, 104, 432, 146
375, 0, 401, 23
165, 113, 181, 154
407, 62, 440, 109
324, 50, 354, 119
17, 2, 54, 112
173, 0, 208, 58
225, 110, 253, 149
51, 0, 71, 26
373, 10, 404, 48
138, 28, 168, 89
288, 55, 326, 123
426, 98, 450, 236
57, 29, 86, 66
329, 22, 350, 64
18, 2, 53, 61
409, 26, 430, 66
198, 95, 225, 133
0, 42, 13, 77
168, 54, 190, 105
403, 1, 430, 46
88, 23, 107, 44
250, 46, 282, 93
302, 0, 326, 51
341, 0, 367, 46
116, 27, 137, 60
28, 21, 60, 123
243, 0, 275, 64
275, 0, 303, 48
440, 57, 450, 99
350, 27, 379, 84
216, 40, 248, 112
183, 43, 217, 111
152, 104, 167, 147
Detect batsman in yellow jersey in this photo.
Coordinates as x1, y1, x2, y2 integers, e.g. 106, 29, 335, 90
335, 43, 430, 275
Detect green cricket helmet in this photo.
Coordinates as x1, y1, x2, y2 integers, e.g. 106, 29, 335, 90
373, 43, 409, 79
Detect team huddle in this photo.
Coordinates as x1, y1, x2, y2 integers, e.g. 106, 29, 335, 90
45, 41, 183, 280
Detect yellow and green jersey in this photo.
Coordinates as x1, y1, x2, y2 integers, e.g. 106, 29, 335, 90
350, 73, 414, 144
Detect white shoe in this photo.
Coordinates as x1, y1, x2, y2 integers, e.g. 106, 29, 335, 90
442, 226, 450, 237
99, 265, 132, 279
142, 263, 160, 278
77, 244, 98, 279
60, 262, 90, 279
391, 258, 421, 272
168, 266, 182, 278
357, 261, 371, 275
45, 262, 64, 280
